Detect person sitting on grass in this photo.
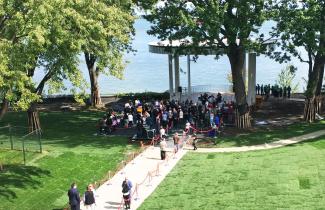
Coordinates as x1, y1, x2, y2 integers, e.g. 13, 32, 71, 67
98, 116, 107, 135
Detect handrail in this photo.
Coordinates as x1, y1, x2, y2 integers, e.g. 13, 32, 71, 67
21, 129, 42, 139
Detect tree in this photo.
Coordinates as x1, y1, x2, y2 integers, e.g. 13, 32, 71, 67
138, 0, 269, 128
0, 0, 90, 130
275, 64, 299, 93
80, 0, 134, 107
269, 0, 325, 121
1, 0, 135, 130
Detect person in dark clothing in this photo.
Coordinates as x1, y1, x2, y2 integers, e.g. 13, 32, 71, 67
287, 86, 291, 98
256, 84, 260, 95
68, 183, 80, 210
192, 134, 198, 150
122, 177, 133, 209
283, 86, 287, 98
261, 84, 264, 95
83, 185, 95, 209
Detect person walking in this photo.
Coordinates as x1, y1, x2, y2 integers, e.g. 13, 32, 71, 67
83, 185, 96, 210
68, 183, 80, 210
159, 137, 167, 160
122, 177, 133, 210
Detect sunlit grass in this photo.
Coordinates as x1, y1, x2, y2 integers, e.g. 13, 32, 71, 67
0, 111, 138, 210
140, 136, 325, 210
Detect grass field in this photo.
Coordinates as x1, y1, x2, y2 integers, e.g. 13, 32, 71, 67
0, 111, 138, 210
140, 136, 325, 210
212, 120, 325, 147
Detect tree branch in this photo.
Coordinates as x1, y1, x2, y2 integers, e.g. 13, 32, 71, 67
35, 71, 53, 95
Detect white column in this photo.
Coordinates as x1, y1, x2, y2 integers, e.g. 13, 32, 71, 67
174, 54, 180, 101
242, 52, 247, 90
248, 52, 257, 105
168, 54, 174, 100
187, 55, 191, 99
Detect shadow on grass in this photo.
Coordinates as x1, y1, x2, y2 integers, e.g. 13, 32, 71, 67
0, 111, 135, 150
0, 164, 51, 201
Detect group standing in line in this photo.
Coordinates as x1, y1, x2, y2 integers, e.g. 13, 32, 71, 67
256, 84, 292, 98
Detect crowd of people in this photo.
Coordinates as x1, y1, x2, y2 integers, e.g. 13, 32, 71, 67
97, 93, 235, 139
256, 84, 292, 98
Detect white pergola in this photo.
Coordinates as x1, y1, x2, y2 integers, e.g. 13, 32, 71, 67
148, 40, 257, 105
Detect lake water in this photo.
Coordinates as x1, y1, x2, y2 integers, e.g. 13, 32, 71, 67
35, 19, 308, 95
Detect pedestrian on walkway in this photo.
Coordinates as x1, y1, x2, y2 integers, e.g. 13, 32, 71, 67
122, 177, 133, 209
68, 183, 80, 210
173, 133, 180, 153
83, 185, 96, 210
159, 137, 167, 160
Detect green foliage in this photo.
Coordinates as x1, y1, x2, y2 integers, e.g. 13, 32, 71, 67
268, 0, 325, 99
0, 0, 135, 111
80, 0, 135, 78
140, 0, 269, 55
140, 136, 325, 209
275, 64, 299, 93
269, 0, 325, 64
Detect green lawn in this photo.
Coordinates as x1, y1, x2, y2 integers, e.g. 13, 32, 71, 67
213, 120, 325, 147
140, 136, 325, 210
0, 111, 138, 210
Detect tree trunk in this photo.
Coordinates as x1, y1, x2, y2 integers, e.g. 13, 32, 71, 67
227, 44, 251, 129
304, 98, 316, 122
0, 98, 8, 120
304, 58, 324, 122
27, 104, 41, 133
85, 52, 102, 107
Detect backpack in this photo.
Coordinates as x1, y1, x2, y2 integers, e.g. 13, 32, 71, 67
122, 181, 129, 193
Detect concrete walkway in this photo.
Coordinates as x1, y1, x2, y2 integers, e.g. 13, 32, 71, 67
82, 145, 187, 210
83, 130, 325, 210
184, 130, 325, 153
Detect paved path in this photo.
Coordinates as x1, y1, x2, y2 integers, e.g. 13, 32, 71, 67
184, 130, 325, 153
83, 130, 325, 210
82, 145, 187, 210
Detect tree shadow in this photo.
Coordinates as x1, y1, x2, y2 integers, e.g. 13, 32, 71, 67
0, 111, 138, 150
0, 164, 51, 201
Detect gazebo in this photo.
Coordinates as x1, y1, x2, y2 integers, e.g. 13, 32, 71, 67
148, 40, 257, 105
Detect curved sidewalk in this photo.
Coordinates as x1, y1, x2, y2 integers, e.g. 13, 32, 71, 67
184, 130, 325, 153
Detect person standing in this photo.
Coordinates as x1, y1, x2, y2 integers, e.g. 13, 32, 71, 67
287, 86, 291, 98
173, 133, 180, 153
83, 185, 96, 210
159, 137, 167, 160
122, 177, 133, 210
68, 183, 80, 210
192, 134, 198, 150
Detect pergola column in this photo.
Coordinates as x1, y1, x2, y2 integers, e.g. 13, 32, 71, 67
174, 54, 180, 100
242, 52, 247, 88
187, 55, 192, 99
168, 54, 174, 99
247, 52, 257, 105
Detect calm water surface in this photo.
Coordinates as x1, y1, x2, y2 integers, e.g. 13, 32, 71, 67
34, 19, 308, 95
